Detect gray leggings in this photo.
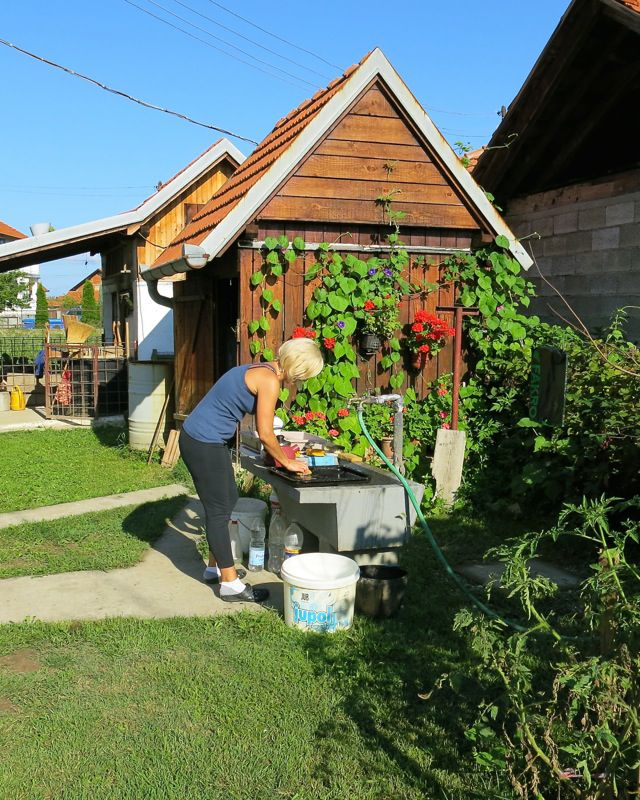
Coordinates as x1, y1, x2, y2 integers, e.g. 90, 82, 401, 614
179, 429, 238, 569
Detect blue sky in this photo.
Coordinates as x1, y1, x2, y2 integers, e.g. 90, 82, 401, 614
1, 0, 568, 295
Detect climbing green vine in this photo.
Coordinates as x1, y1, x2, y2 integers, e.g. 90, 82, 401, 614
246, 224, 537, 464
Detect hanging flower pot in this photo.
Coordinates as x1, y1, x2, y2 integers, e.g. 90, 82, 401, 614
360, 332, 382, 356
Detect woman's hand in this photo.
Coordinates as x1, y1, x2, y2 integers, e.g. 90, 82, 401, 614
284, 458, 311, 475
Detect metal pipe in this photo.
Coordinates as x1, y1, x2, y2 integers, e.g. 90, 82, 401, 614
238, 241, 471, 255
145, 277, 174, 309
348, 393, 405, 474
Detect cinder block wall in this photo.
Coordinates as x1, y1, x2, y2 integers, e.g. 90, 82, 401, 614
505, 169, 640, 340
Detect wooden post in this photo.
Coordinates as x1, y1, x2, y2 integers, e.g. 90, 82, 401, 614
451, 305, 463, 430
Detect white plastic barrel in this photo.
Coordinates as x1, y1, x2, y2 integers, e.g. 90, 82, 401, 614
231, 497, 267, 555
280, 553, 360, 633
128, 361, 174, 450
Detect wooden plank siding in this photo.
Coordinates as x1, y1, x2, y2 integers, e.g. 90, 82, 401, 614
233, 221, 472, 400
258, 82, 479, 230
136, 161, 235, 272
173, 271, 215, 416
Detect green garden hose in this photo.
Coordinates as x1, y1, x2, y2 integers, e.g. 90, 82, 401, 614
357, 409, 530, 633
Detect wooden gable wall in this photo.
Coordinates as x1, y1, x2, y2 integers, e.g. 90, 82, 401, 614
136, 159, 236, 271
234, 81, 483, 399
258, 81, 480, 230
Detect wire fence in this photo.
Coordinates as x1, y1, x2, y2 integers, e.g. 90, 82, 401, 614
45, 343, 128, 419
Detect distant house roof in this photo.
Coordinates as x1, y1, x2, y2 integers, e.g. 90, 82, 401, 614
474, 0, 640, 200
463, 148, 485, 172
0, 139, 245, 273
68, 267, 102, 293
145, 48, 532, 279
0, 220, 27, 240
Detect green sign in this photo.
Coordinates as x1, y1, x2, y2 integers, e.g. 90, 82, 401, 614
529, 347, 567, 427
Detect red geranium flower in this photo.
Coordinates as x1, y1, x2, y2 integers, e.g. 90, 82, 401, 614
305, 411, 315, 421
292, 326, 317, 339
315, 412, 326, 420
364, 300, 376, 311
442, 422, 451, 430
437, 386, 448, 396
323, 337, 336, 350
292, 415, 306, 425
337, 408, 349, 418
411, 322, 424, 333
418, 344, 430, 353
328, 429, 339, 437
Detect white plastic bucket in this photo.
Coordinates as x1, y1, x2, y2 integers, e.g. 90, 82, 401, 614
280, 553, 360, 633
231, 497, 267, 555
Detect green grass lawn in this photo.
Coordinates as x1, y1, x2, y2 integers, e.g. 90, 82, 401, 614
0, 496, 188, 578
0, 427, 183, 513
0, 517, 524, 800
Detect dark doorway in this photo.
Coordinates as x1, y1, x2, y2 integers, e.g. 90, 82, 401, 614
214, 277, 239, 379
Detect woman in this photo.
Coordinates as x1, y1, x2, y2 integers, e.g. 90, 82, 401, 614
179, 337, 324, 604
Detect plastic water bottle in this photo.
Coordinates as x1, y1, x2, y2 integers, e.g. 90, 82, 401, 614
228, 518, 242, 564
248, 519, 266, 571
267, 497, 287, 574
284, 522, 304, 560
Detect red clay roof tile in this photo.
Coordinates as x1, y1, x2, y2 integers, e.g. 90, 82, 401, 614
152, 52, 374, 268
0, 220, 26, 240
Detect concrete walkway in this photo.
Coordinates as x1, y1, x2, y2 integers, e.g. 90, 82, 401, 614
0, 484, 188, 529
0, 497, 283, 624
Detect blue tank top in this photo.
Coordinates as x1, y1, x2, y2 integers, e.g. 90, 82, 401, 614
182, 364, 276, 444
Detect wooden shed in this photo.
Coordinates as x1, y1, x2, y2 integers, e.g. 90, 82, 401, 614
473, 0, 640, 337
0, 139, 244, 360
142, 49, 531, 417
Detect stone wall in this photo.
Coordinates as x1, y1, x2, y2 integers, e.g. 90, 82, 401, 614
505, 169, 640, 339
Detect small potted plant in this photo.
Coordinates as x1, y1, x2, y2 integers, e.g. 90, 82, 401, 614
361, 403, 395, 457
405, 310, 455, 370
360, 301, 400, 356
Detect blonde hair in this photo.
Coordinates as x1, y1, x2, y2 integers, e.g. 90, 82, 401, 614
278, 337, 324, 382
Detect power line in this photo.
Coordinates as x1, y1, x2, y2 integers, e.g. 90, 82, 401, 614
204, 0, 344, 71
124, 0, 317, 90
0, 183, 154, 190
427, 106, 499, 118
0, 37, 258, 145
167, 0, 333, 80
1, 187, 148, 198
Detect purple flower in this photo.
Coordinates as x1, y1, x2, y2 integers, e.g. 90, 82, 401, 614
368, 268, 377, 275
337, 320, 345, 329
384, 268, 392, 277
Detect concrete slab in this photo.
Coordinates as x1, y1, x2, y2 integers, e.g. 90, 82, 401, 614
0, 484, 189, 530
0, 406, 125, 433
0, 498, 283, 624
456, 559, 580, 589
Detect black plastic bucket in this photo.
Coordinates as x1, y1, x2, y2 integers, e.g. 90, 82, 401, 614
355, 564, 408, 618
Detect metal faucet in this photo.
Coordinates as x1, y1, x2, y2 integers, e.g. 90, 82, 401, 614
348, 392, 405, 474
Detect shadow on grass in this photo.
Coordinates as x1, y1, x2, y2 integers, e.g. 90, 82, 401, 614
120, 497, 189, 548
300, 522, 516, 798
